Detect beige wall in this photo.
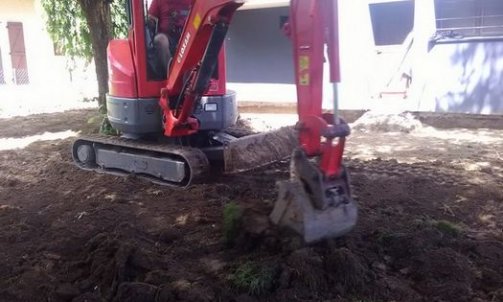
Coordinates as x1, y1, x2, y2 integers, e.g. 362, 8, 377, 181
0, 0, 97, 111
0, 0, 71, 87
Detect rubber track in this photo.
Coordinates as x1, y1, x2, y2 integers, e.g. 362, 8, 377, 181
72, 134, 209, 188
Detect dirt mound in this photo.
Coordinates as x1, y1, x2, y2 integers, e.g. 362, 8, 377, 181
411, 247, 476, 301
68, 232, 143, 300
352, 111, 422, 133
324, 248, 367, 293
285, 248, 328, 292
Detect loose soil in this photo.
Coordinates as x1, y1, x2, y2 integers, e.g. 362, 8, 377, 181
0, 110, 502, 302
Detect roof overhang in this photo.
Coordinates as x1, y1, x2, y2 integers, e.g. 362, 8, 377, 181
238, 0, 412, 11
368, 0, 413, 3
239, 0, 289, 10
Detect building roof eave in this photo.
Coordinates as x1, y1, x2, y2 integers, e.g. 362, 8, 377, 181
239, 0, 289, 10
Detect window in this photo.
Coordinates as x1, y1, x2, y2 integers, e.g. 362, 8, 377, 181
369, 1, 415, 46
7, 22, 29, 85
435, 0, 503, 38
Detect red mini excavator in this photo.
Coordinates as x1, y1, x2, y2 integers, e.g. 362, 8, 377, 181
72, 0, 357, 243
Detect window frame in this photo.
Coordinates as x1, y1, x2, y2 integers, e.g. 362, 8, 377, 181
434, 0, 503, 43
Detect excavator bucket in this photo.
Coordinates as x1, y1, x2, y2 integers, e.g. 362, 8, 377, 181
221, 127, 357, 243
270, 149, 358, 243
270, 180, 358, 243
222, 126, 298, 174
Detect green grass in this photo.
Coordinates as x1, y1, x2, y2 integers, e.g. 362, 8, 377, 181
227, 262, 276, 296
99, 117, 120, 136
435, 219, 462, 236
222, 202, 242, 247
86, 113, 119, 136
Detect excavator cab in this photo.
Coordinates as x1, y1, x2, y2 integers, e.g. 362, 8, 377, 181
143, 6, 165, 80
106, 0, 236, 138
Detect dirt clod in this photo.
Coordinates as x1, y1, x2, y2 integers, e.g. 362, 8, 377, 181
286, 248, 327, 291
71, 292, 104, 302
410, 248, 476, 301
325, 248, 367, 293
234, 294, 258, 302
144, 270, 173, 286
112, 282, 157, 302
54, 283, 80, 301
158, 228, 181, 244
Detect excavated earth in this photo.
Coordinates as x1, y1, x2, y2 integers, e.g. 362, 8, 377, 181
0, 109, 502, 302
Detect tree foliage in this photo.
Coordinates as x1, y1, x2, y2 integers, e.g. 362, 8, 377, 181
41, 0, 128, 62
110, 1, 129, 39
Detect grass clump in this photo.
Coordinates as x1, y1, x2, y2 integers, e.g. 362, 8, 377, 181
228, 262, 276, 296
223, 202, 242, 247
435, 220, 462, 236
86, 113, 119, 136
99, 117, 120, 136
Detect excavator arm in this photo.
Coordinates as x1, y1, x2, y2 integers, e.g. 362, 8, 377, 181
270, 0, 357, 243
290, 0, 348, 175
160, 0, 245, 137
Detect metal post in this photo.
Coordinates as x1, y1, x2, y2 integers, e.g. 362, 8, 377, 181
332, 82, 339, 125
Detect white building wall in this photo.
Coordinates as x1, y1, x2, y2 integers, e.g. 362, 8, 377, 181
337, 0, 376, 110
0, 0, 97, 116
226, 1, 377, 110
0, 0, 68, 87
229, 0, 503, 114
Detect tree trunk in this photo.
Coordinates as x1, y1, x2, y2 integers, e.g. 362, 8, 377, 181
79, 0, 113, 112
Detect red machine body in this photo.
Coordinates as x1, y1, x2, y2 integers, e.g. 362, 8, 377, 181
288, 0, 348, 179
